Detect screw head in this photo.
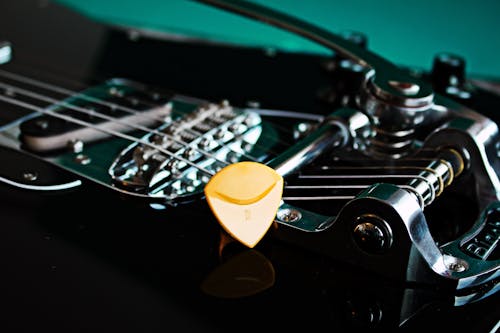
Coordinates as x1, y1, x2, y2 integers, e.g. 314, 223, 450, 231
74, 154, 91, 165
67, 139, 84, 153
352, 214, 393, 253
293, 122, 313, 140
443, 255, 468, 272
276, 208, 302, 223
22, 171, 38, 182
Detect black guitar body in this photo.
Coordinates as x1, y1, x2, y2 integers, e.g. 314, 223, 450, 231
0, 1, 499, 332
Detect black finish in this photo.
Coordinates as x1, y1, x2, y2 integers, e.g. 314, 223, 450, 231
0, 145, 79, 187
431, 52, 467, 92
0, 1, 498, 332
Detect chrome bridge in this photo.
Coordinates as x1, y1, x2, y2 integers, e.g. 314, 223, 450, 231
110, 102, 263, 200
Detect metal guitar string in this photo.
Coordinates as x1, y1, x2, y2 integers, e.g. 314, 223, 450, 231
313, 165, 445, 195
0, 81, 235, 167
0, 69, 294, 158
0, 76, 312, 181
0, 68, 175, 124
292, 173, 437, 206
283, 183, 426, 208
0, 73, 448, 206
0, 93, 216, 176
283, 184, 426, 209
320, 159, 455, 182
0, 82, 440, 206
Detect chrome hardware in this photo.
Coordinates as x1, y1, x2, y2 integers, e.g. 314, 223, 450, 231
188, 8, 498, 300
352, 214, 393, 254
109, 102, 264, 200
387, 80, 420, 96
195, 0, 436, 159
67, 139, 84, 153
276, 208, 302, 223
74, 154, 91, 165
22, 171, 38, 182
293, 122, 314, 140
270, 114, 347, 177
0, 42, 11, 65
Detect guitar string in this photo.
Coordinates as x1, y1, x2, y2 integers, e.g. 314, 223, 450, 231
283, 182, 428, 207
310, 165, 446, 195
0, 71, 252, 162
317, 158, 455, 188
287, 173, 437, 205
0, 68, 294, 159
0, 80, 304, 181
0, 93, 216, 176
0, 81, 239, 168
0, 69, 293, 158
0, 72, 442, 204
0, 69, 185, 124
7, 79, 291, 170
0, 85, 438, 206
0, 90, 435, 200
283, 185, 427, 208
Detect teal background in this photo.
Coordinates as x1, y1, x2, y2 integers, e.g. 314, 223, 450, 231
57, 0, 500, 78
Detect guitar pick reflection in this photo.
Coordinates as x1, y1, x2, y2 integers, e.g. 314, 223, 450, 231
200, 250, 275, 298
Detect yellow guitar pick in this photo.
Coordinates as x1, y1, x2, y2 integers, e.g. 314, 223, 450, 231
204, 161, 283, 248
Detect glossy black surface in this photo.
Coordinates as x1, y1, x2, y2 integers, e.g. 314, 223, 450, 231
0, 1, 498, 332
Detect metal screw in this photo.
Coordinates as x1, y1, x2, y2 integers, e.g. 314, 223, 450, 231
214, 129, 226, 140
339, 59, 366, 73
293, 122, 313, 140
22, 171, 38, 182
74, 154, 91, 165
276, 208, 302, 223
447, 262, 466, 272
0, 42, 12, 65
67, 139, 84, 153
108, 87, 121, 96
183, 148, 196, 160
444, 256, 468, 272
352, 214, 393, 253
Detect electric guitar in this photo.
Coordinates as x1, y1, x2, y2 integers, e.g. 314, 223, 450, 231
0, 1, 498, 332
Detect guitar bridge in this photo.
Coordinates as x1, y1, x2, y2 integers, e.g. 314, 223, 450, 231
109, 101, 263, 200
